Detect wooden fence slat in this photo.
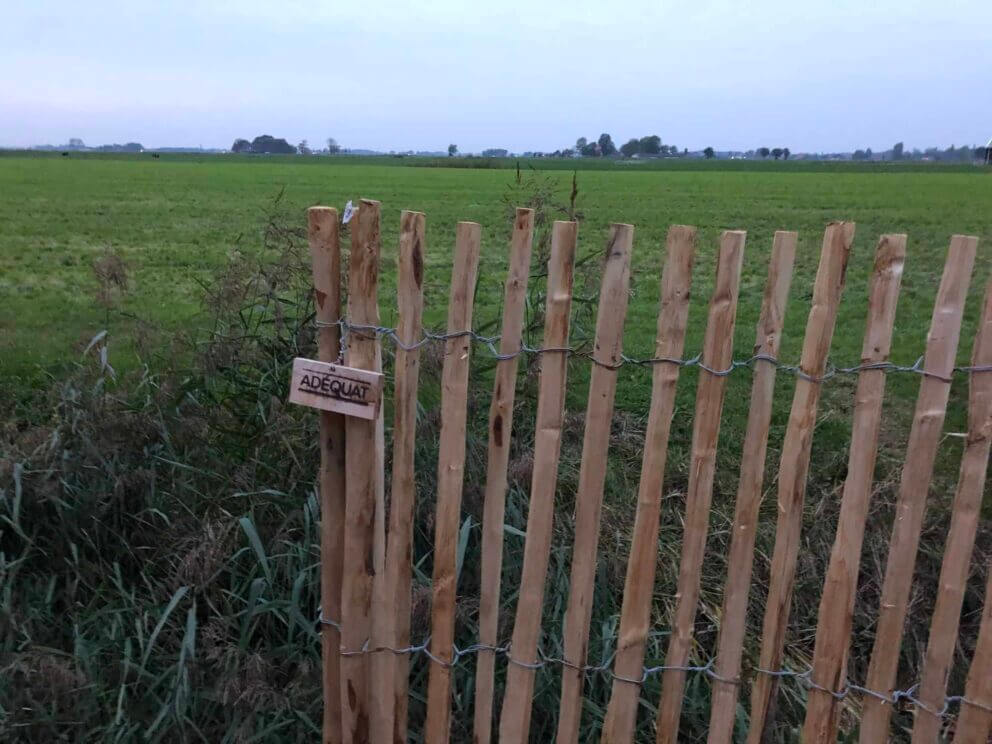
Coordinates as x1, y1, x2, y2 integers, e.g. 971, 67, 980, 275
497, 221, 578, 744
341, 199, 382, 744
798, 234, 907, 744
747, 222, 855, 744
423, 222, 483, 743
368, 214, 421, 743
555, 224, 635, 744
600, 226, 697, 744
309, 207, 346, 744
858, 235, 978, 743
655, 230, 747, 744
955, 567, 992, 742
705, 231, 798, 744
379, 211, 427, 744
911, 274, 992, 743
371, 353, 387, 740
472, 208, 534, 744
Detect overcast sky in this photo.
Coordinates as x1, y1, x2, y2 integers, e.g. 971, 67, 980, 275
1, 0, 990, 153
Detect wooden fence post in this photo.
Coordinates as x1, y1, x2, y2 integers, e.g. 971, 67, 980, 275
497, 221, 578, 744
747, 222, 854, 743
858, 235, 977, 743
309, 207, 346, 744
799, 235, 906, 744
473, 208, 534, 744
600, 225, 696, 744
341, 199, 382, 744
424, 222, 482, 743
910, 273, 991, 743
555, 224, 635, 744
380, 211, 427, 743
705, 231, 798, 744
955, 567, 992, 742
655, 230, 747, 744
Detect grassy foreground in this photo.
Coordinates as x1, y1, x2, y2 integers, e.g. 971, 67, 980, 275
2, 154, 991, 741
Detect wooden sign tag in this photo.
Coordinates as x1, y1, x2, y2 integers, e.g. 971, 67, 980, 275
288, 357, 383, 420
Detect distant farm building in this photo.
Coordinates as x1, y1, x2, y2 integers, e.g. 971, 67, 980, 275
984, 138, 992, 165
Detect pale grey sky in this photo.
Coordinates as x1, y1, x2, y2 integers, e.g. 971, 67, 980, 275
1, 0, 989, 152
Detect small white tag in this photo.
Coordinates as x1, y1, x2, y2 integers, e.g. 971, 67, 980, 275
341, 200, 355, 224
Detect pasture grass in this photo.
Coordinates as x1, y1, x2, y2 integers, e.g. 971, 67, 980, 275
2, 153, 992, 741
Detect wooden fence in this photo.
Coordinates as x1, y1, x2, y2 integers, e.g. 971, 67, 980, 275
295, 199, 992, 743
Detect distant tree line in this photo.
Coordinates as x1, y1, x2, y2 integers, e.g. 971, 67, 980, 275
230, 135, 344, 155
565, 133, 684, 158
231, 135, 296, 154
851, 141, 985, 163
33, 138, 145, 152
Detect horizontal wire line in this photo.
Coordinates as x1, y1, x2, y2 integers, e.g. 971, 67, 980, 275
316, 612, 991, 718
316, 319, 992, 383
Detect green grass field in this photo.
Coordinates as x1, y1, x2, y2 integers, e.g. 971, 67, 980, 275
3, 152, 991, 741
3, 152, 991, 384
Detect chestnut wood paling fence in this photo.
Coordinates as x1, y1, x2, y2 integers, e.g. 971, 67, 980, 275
302, 199, 992, 744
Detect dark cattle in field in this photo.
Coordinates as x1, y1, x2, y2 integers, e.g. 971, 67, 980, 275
152, 153, 160, 159
62, 152, 68, 157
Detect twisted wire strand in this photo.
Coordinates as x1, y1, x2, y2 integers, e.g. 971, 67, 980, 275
316, 612, 991, 718
315, 319, 992, 383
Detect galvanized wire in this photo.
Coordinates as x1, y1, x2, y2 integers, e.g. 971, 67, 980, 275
316, 319, 992, 383
317, 611, 990, 718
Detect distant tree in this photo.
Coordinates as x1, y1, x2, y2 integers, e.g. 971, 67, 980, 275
250, 135, 296, 154
703, 147, 715, 159
326, 137, 341, 154
482, 148, 509, 157
580, 140, 600, 157
865, 147, 872, 160
620, 138, 640, 157
448, 144, 458, 157
892, 141, 904, 160
597, 133, 617, 157
639, 135, 661, 155
771, 147, 783, 160
231, 138, 251, 153
68, 138, 86, 149
783, 147, 791, 160
853, 149, 867, 161
561, 148, 575, 158
758, 147, 770, 158
667, 144, 677, 156
576, 137, 588, 152
298, 140, 312, 156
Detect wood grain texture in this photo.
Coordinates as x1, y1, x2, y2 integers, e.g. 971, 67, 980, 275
600, 225, 697, 744
955, 566, 992, 743
423, 222, 482, 743
308, 207, 346, 744
858, 235, 977, 744
799, 235, 906, 744
654, 230, 747, 744
497, 221, 578, 744
379, 211, 426, 744
555, 224, 635, 744
340, 200, 382, 744
705, 231, 798, 744
472, 208, 534, 744
747, 222, 855, 744
910, 273, 990, 744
